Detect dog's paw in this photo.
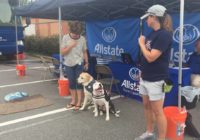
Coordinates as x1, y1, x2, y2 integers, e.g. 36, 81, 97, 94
100, 111, 103, 116
87, 106, 92, 110
115, 113, 120, 118
94, 113, 98, 117
106, 117, 110, 121
116, 110, 120, 114
79, 107, 84, 110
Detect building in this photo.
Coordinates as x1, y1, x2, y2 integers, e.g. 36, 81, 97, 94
24, 18, 69, 37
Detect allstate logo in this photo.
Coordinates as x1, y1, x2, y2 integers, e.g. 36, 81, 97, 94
129, 68, 141, 81
102, 27, 117, 43
173, 24, 200, 45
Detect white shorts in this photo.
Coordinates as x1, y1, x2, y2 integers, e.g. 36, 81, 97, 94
139, 78, 165, 101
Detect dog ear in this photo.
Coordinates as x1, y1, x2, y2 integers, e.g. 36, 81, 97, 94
85, 73, 90, 81
100, 83, 104, 88
99, 83, 102, 88
79, 72, 85, 77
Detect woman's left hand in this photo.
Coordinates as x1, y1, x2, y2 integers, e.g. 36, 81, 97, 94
138, 35, 146, 47
84, 63, 89, 71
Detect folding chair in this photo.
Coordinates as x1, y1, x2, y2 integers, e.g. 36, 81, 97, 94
95, 64, 121, 95
51, 57, 60, 77
39, 56, 59, 79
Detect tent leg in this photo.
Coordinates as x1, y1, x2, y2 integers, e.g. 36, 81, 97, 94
15, 16, 19, 65
178, 0, 185, 111
58, 6, 64, 79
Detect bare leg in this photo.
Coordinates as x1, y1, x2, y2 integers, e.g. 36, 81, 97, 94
76, 89, 82, 106
142, 95, 155, 133
69, 89, 76, 105
150, 99, 167, 139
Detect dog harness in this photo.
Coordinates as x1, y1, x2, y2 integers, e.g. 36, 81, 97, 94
85, 79, 96, 93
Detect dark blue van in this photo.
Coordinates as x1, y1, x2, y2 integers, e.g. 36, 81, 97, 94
0, 0, 24, 56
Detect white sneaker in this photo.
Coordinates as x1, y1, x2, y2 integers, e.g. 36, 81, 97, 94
134, 132, 155, 140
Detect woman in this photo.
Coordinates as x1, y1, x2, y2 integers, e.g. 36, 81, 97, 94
187, 38, 200, 87
135, 5, 173, 140
61, 21, 89, 110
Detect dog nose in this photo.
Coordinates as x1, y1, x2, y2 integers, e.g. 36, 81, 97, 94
99, 83, 102, 87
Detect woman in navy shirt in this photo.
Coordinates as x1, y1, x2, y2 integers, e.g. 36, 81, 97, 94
135, 5, 173, 140
187, 38, 200, 87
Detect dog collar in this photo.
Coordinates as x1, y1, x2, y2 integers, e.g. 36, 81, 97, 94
93, 94, 105, 99
85, 79, 96, 93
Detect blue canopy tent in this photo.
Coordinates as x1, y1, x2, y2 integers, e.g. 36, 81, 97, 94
15, 0, 200, 109
15, 0, 200, 20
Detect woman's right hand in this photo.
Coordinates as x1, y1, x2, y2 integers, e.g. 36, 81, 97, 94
138, 35, 146, 47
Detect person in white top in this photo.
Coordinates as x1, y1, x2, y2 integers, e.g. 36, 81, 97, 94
61, 21, 88, 111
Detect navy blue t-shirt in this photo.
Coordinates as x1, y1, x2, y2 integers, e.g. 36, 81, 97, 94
141, 29, 173, 81
187, 52, 200, 74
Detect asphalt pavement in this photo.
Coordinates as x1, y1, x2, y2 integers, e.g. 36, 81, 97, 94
0, 55, 199, 140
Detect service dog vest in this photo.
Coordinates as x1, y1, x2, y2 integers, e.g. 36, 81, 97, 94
85, 80, 96, 93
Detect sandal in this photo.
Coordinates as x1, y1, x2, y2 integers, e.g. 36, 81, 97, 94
66, 103, 75, 109
74, 105, 81, 111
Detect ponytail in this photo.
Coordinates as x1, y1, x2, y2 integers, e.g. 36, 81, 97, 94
158, 13, 173, 33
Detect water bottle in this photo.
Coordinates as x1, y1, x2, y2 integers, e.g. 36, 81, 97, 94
176, 122, 185, 136
176, 123, 182, 136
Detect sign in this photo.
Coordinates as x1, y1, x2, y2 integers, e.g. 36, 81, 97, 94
109, 62, 142, 101
121, 67, 140, 96
0, 36, 7, 42
171, 13, 200, 63
86, 18, 140, 60
141, 13, 200, 63
86, 13, 200, 64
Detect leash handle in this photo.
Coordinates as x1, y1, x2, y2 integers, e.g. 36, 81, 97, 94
140, 19, 143, 36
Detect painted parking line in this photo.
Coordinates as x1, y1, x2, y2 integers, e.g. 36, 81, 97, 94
0, 69, 16, 72
3, 59, 40, 63
0, 115, 69, 136
0, 95, 121, 128
0, 108, 71, 127
0, 66, 54, 72
0, 79, 57, 88
18, 59, 40, 62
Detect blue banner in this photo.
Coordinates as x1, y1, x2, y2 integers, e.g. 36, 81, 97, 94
86, 18, 140, 61
109, 62, 142, 101
171, 13, 200, 63
142, 13, 200, 63
86, 13, 200, 63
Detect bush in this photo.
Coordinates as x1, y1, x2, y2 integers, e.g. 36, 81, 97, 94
24, 35, 59, 56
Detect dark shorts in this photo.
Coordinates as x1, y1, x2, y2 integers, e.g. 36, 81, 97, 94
63, 63, 83, 90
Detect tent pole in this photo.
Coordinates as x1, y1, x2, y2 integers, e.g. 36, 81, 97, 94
178, 0, 185, 111
15, 16, 19, 65
58, 6, 63, 79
